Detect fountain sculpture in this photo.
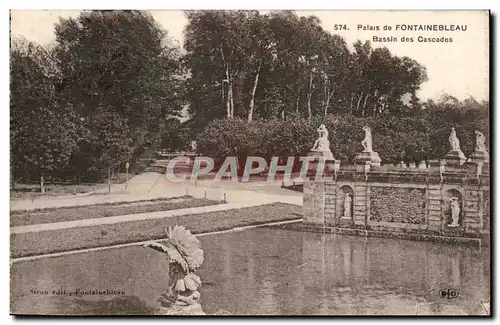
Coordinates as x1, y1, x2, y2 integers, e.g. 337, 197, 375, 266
144, 226, 205, 315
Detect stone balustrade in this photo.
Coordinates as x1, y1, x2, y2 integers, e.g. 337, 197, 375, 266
302, 155, 490, 245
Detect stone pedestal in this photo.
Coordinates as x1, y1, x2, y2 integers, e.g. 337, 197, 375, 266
157, 303, 205, 315
445, 150, 466, 167
482, 161, 490, 175
303, 180, 325, 224
338, 216, 354, 228
442, 225, 464, 237
467, 151, 489, 176
428, 160, 445, 173
470, 150, 489, 163
355, 151, 381, 167
308, 151, 336, 174
309, 150, 334, 161
355, 161, 370, 173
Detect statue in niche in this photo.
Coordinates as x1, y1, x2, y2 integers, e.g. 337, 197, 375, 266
342, 193, 352, 219
311, 124, 331, 152
475, 130, 486, 152
449, 127, 461, 151
361, 126, 373, 152
144, 226, 205, 314
448, 197, 461, 227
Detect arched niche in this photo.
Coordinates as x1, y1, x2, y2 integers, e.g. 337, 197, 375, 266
336, 185, 354, 221
443, 188, 464, 228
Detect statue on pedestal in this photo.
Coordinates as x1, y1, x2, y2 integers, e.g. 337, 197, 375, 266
311, 124, 334, 161
449, 127, 461, 151
312, 124, 330, 152
445, 127, 466, 166
355, 126, 381, 168
144, 226, 205, 315
469, 130, 489, 165
448, 197, 460, 227
342, 193, 352, 219
361, 126, 373, 152
475, 131, 486, 152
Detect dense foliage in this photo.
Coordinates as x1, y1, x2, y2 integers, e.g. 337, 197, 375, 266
11, 10, 184, 183
196, 98, 489, 165
10, 10, 489, 186
184, 10, 428, 130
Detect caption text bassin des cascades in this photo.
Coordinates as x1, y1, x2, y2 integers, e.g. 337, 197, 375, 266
356, 24, 468, 43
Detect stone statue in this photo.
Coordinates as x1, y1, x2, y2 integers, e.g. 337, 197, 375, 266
475, 130, 486, 152
449, 197, 460, 227
354, 125, 381, 167
361, 126, 373, 152
449, 127, 461, 151
311, 124, 331, 152
343, 193, 352, 218
144, 226, 205, 315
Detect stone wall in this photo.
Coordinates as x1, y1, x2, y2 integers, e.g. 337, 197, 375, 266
302, 162, 490, 245
369, 187, 426, 224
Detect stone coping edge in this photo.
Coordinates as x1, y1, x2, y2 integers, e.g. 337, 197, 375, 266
283, 222, 485, 246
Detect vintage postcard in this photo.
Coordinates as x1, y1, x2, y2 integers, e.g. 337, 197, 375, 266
9, 10, 490, 316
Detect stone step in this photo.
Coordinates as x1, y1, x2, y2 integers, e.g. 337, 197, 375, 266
428, 215, 441, 222
428, 189, 441, 196
428, 193, 442, 200
465, 206, 479, 213
428, 204, 442, 211
428, 210, 442, 217
325, 197, 336, 204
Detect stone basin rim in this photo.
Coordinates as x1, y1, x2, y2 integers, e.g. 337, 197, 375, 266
10, 218, 303, 264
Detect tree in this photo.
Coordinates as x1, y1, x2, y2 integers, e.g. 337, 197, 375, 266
10, 37, 79, 191
423, 95, 489, 159
70, 108, 131, 183
184, 10, 257, 122
53, 10, 184, 161
246, 13, 276, 121
184, 10, 429, 129
346, 42, 428, 117
160, 118, 192, 152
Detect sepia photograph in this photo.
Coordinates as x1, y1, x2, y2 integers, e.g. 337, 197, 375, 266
8, 9, 490, 316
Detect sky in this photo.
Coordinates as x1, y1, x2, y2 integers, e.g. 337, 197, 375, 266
10, 10, 489, 102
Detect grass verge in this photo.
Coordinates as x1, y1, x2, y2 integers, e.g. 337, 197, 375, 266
10, 173, 131, 200
10, 196, 222, 227
11, 203, 302, 258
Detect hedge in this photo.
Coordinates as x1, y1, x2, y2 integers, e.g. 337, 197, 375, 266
196, 108, 489, 166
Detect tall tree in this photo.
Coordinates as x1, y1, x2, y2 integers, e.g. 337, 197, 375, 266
53, 10, 184, 158
10, 37, 79, 189
184, 10, 429, 128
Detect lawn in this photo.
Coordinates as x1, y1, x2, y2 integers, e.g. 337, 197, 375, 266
10, 158, 156, 200
10, 196, 222, 227
10, 173, 130, 200
10, 203, 302, 258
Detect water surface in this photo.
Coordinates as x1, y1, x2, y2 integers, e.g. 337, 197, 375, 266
10, 228, 489, 315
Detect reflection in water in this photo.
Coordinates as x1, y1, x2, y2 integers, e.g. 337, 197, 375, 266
11, 228, 489, 315
451, 251, 461, 288
197, 228, 489, 315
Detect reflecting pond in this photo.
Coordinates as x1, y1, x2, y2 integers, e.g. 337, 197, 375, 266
11, 227, 489, 315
